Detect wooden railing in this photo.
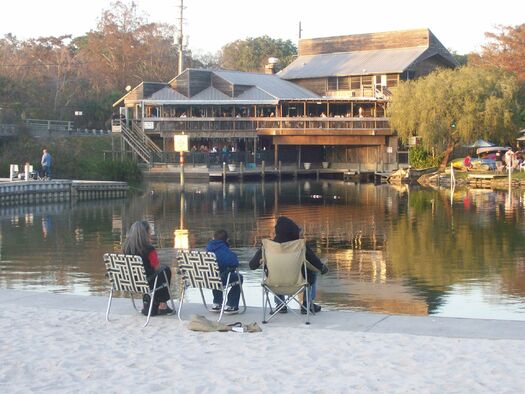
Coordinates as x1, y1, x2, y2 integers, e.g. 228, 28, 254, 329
139, 117, 390, 133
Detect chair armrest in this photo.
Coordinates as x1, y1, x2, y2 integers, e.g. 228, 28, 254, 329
305, 260, 321, 273
147, 265, 170, 281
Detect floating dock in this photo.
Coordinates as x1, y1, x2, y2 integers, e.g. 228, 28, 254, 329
0, 179, 128, 205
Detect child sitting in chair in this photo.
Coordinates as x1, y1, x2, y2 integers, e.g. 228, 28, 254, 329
206, 229, 243, 315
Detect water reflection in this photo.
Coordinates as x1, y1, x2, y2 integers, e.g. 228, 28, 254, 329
0, 181, 525, 320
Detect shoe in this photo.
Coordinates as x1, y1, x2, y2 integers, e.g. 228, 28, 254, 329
272, 305, 287, 315
301, 303, 321, 314
158, 306, 174, 315
210, 303, 222, 313
224, 306, 239, 315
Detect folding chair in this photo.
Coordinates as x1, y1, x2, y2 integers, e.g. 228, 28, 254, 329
103, 253, 175, 327
260, 239, 315, 325
177, 250, 246, 322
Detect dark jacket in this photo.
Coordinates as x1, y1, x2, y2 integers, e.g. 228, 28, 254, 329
249, 217, 325, 281
206, 239, 239, 273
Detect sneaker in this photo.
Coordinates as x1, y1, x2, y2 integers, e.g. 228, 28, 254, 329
158, 306, 174, 315
210, 304, 222, 313
271, 305, 287, 315
224, 306, 239, 315
301, 303, 321, 314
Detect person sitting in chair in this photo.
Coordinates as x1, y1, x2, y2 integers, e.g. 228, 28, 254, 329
122, 221, 173, 316
206, 229, 243, 315
249, 216, 329, 314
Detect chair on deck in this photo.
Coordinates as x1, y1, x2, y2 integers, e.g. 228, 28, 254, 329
177, 250, 246, 322
103, 253, 175, 327
260, 239, 314, 325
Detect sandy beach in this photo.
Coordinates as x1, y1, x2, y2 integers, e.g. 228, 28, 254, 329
1, 289, 525, 393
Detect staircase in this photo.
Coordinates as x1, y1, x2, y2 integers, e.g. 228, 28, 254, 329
116, 119, 162, 164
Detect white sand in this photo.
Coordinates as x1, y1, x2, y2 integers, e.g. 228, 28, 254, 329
1, 297, 525, 393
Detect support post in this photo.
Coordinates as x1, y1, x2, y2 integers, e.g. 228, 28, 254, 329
278, 160, 282, 179
180, 151, 185, 187
261, 160, 265, 180
222, 162, 227, 182
240, 161, 244, 181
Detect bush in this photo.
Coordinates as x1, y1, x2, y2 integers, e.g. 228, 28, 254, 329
0, 135, 142, 182
408, 146, 442, 169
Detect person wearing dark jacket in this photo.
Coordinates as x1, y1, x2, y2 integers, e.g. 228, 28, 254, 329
249, 216, 328, 313
123, 220, 173, 316
206, 229, 243, 314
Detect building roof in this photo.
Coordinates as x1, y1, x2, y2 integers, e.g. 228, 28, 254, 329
279, 47, 429, 79
212, 70, 319, 100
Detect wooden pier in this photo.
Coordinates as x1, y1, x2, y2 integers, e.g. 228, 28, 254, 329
0, 179, 128, 205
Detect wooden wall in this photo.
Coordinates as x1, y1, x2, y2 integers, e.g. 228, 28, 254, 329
211, 74, 233, 97
188, 70, 211, 97
293, 78, 327, 96
170, 70, 190, 96
299, 29, 430, 56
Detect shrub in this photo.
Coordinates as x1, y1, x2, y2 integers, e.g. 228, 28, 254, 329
408, 146, 442, 169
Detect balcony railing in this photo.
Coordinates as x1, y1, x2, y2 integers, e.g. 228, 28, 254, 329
139, 116, 390, 133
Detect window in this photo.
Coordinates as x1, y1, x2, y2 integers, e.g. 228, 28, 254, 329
350, 76, 361, 90
327, 77, 338, 91
338, 77, 349, 90
386, 74, 398, 87
361, 76, 372, 86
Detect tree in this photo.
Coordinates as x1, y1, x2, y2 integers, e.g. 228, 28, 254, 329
389, 66, 523, 168
219, 36, 297, 72
470, 24, 525, 81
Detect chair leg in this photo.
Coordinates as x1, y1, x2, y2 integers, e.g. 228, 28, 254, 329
305, 284, 311, 325
130, 292, 140, 312
239, 280, 247, 314
262, 286, 268, 324
106, 288, 113, 322
144, 277, 159, 327
164, 271, 177, 315
177, 285, 186, 321
217, 291, 228, 322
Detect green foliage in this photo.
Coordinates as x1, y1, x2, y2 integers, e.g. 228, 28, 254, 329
408, 146, 442, 169
390, 66, 523, 164
219, 35, 297, 72
0, 135, 141, 182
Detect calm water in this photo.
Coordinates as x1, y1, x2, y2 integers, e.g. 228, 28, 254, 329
1, 180, 525, 320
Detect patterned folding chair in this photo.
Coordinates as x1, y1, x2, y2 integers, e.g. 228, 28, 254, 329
260, 239, 314, 325
103, 253, 175, 327
177, 250, 246, 322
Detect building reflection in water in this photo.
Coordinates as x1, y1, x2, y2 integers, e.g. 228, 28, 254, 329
0, 182, 525, 320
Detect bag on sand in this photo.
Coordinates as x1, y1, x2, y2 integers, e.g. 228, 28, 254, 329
187, 315, 262, 333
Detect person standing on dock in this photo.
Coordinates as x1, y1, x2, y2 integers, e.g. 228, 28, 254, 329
41, 149, 52, 180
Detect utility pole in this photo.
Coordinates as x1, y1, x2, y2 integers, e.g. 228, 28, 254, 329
298, 21, 303, 40
178, 0, 184, 75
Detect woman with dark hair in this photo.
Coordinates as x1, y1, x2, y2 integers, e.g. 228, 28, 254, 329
249, 216, 329, 314
123, 220, 173, 315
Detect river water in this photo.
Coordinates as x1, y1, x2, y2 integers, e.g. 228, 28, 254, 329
1, 180, 525, 320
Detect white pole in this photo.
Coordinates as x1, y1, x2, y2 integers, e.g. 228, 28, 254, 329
508, 159, 512, 192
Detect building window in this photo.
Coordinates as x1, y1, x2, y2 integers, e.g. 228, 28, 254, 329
386, 74, 398, 87
338, 77, 349, 90
350, 76, 361, 90
361, 76, 372, 86
328, 77, 338, 91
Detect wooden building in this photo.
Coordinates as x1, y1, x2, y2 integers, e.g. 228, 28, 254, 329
113, 28, 457, 169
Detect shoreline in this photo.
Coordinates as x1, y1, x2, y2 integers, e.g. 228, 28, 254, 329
2, 289, 525, 392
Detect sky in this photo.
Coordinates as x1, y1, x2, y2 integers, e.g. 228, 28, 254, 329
0, 0, 523, 55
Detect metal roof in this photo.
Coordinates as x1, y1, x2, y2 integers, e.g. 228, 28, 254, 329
213, 70, 319, 99
149, 86, 187, 100
279, 47, 428, 79
190, 86, 231, 100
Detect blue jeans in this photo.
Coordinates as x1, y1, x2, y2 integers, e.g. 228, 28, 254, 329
43, 165, 51, 178
275, 272, 317, 305
212, 271, 243, 308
